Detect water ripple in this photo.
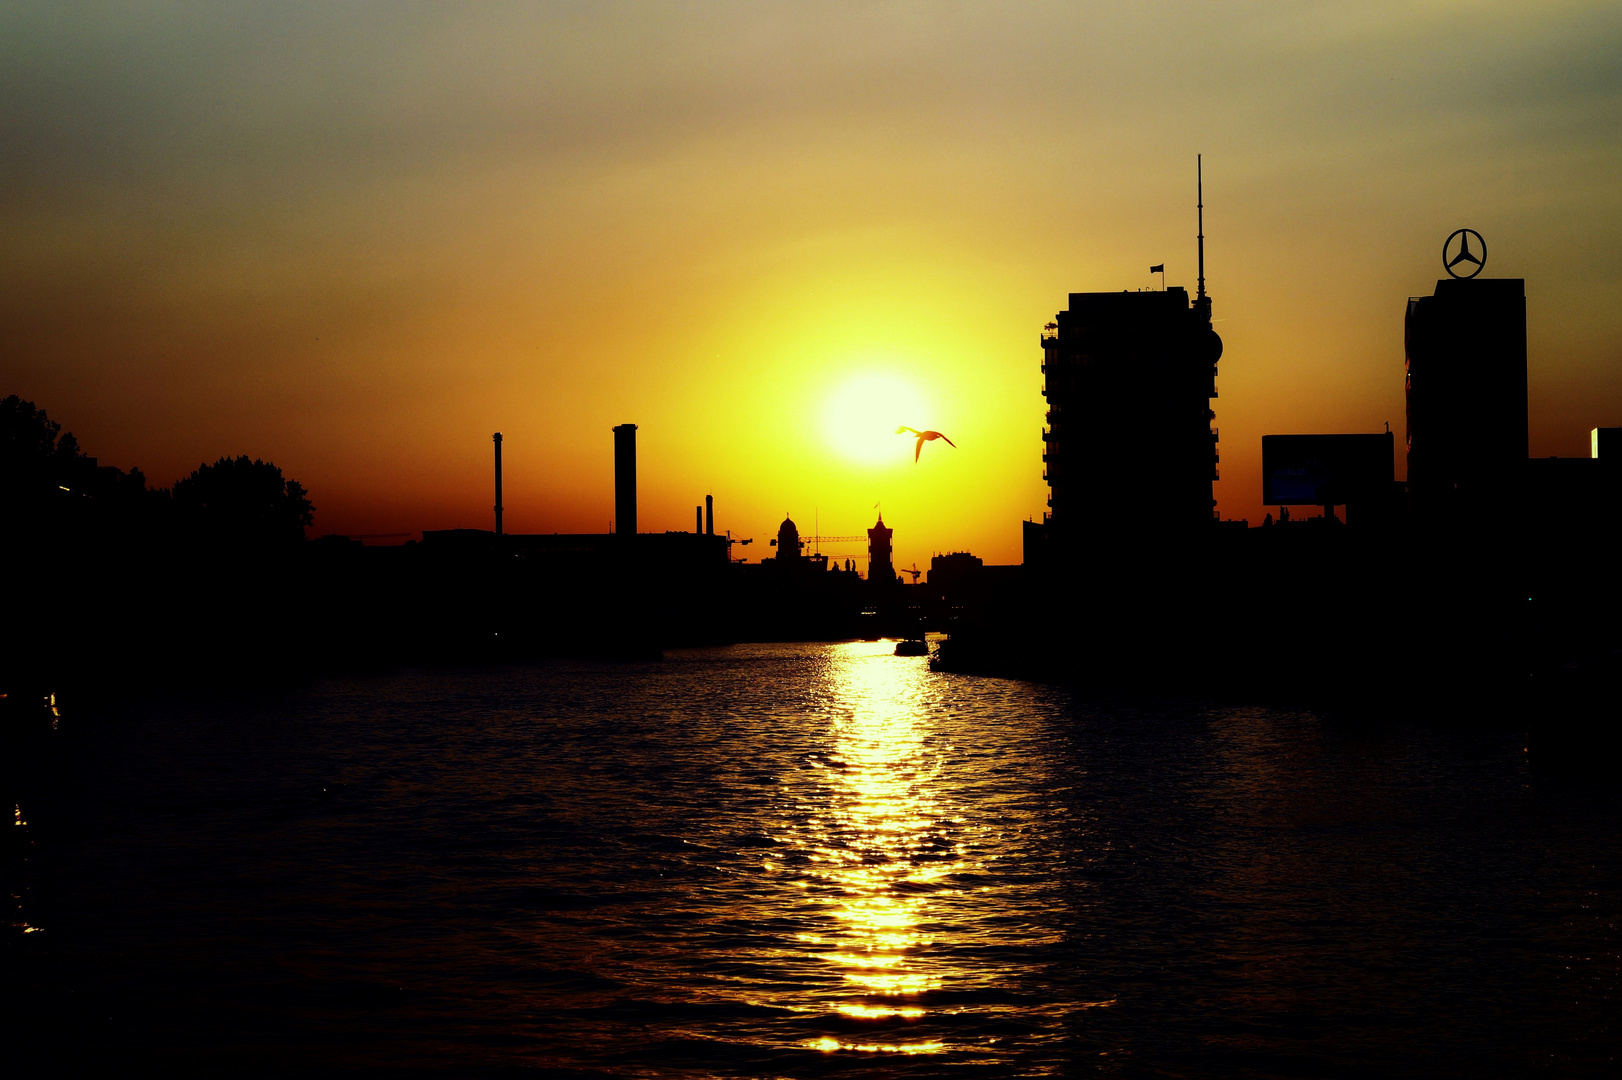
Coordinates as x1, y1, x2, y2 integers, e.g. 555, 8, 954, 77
6, 642, 1621, 1077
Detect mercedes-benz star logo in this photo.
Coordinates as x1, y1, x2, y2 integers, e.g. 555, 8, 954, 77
1443, 229, 1486, 279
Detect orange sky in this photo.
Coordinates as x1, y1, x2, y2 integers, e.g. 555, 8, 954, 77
3, 3, 1619, 569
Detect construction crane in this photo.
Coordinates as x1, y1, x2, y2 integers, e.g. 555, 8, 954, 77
768, 534, 867, 550
802, 534, 868, 557
901, 563, 923, 583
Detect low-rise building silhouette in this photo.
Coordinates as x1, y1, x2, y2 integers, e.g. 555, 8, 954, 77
1261, 432, 1396, 525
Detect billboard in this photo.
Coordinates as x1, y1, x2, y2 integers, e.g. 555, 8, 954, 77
1262, 433, 1394, 507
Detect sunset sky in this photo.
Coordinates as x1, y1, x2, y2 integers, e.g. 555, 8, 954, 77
4, 2, 1619, 568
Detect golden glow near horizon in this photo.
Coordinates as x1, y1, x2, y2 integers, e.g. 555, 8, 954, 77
3, 4, 1619, 562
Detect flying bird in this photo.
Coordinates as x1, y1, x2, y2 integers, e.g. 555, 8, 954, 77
896, 426, 956, 463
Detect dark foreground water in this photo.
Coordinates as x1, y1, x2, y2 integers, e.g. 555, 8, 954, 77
6, 641, 1620, 1076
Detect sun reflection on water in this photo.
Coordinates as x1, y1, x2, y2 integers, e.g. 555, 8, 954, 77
790, 640, 960, 1055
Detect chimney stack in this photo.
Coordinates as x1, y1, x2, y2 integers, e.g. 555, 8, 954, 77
612, 424, 637, 539
705, 494, 714, 535
493, 432, 504, 536
696, 506, 703, 534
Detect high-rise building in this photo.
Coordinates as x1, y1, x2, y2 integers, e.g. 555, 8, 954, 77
1040, 287, 1222, 549
1404, 277, 1527, 519
1039, 158, 1223, 558
867, 513, 893, 583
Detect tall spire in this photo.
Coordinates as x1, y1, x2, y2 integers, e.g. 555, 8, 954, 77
1196, 154, 1206, 306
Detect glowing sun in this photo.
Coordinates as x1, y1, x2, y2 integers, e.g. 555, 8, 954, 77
822, 373, 929, 465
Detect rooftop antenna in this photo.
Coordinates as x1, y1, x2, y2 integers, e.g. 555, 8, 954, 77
1196, 154, 1207, 308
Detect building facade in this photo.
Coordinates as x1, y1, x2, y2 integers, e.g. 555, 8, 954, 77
1040, 287, 1222, 554
1404, 277, 1528, 521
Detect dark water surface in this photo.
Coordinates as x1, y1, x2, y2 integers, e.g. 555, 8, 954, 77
7, 642, 1620, 1076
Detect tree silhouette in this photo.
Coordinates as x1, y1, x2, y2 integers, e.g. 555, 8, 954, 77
173, 455, 314, 544
1, 394, 84, 489
0, 395, 149, 535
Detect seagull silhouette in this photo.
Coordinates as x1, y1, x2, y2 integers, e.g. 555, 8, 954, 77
896, 426, 956, 463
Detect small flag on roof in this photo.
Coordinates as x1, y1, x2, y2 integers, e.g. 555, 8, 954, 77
1149, 264, 1164, 274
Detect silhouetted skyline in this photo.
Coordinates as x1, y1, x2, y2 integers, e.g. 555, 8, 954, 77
8, 12, 1622, 1076
3, 5, 1619, 572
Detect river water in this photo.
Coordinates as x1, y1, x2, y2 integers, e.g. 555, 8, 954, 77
7, 641, 1620, 1075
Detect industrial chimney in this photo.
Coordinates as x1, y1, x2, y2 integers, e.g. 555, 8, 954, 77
493, 432, 504, 536
613, 424, 637, 539
705, 494, 714, 536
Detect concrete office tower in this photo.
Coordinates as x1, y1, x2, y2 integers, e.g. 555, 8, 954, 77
1593, 428, 1622, 460
493, 432, 504, 536
1405, 278, 1527, 519
1040, 288, 1222, 548
867, 513, 894, 583
613, 424, 637, 538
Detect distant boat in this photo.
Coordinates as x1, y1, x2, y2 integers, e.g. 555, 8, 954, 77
894, 637, 929, 656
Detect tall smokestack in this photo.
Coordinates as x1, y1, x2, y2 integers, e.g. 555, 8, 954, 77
493, 432, 504, 536
705, 494, 714, 536
613, 424, 637, 539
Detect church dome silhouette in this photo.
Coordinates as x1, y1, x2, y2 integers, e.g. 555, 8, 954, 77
776, 515, 801, 556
